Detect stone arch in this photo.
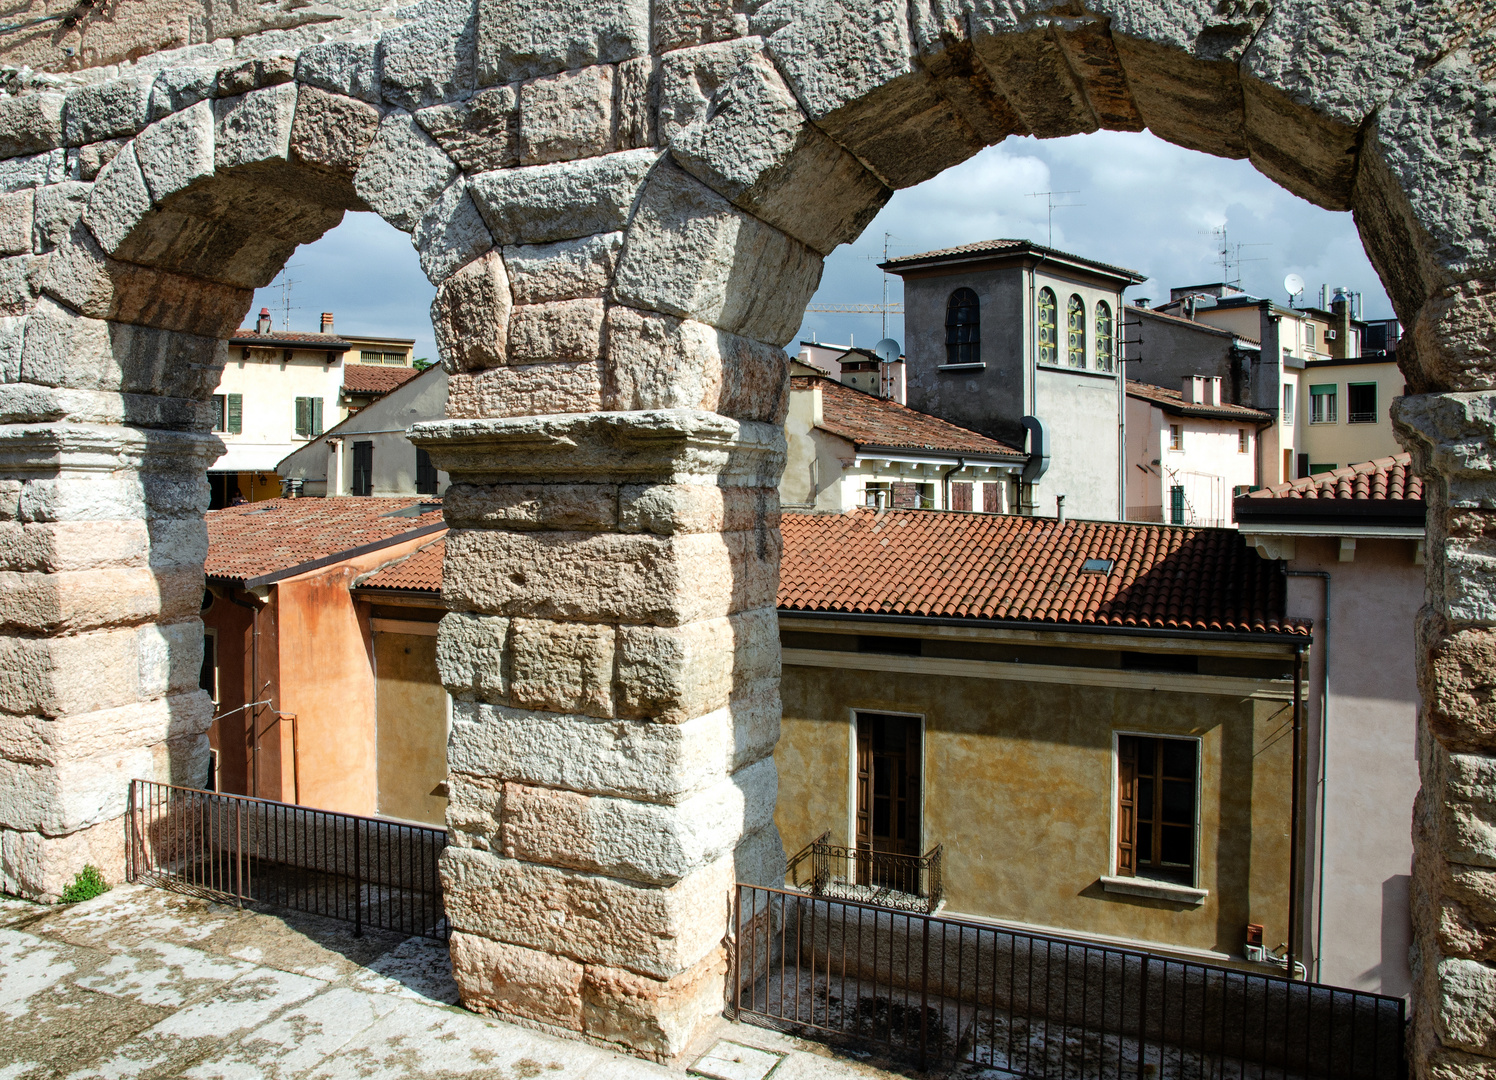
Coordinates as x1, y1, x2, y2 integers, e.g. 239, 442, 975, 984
0, 0, 1492, 1069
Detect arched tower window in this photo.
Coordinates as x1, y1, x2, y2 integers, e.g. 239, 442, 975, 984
1095, 301, 1114, 372
1067, 294, 1086, 368
945, 288, 980, 364
1037, 288, 1057, 365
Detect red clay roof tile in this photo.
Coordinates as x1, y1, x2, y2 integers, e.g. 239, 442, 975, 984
1241, 454, 1422, 503
359, 538, 445, 592
779, 509, 1305, 636
1126, 380, 1271, 422
343, 365, 421, 396
802, 376, 1024, 457
206, 497, 444, 583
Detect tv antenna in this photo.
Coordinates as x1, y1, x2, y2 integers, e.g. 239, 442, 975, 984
1204, 226, 1268, 287
854, 232, 906, 338
269, 263, 302, 333
1026, 190, 1083, 246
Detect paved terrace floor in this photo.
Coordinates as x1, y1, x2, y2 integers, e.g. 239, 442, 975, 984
0, 885, 909, 1080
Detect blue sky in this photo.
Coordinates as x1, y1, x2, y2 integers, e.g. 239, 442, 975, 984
255, 129, 1392, 361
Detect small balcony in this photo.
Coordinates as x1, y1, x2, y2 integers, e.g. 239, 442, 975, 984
786, 832, 944, 914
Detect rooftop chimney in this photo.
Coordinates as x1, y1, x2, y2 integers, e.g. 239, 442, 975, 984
321, 312, 334, 334
1182, 375, 1222, 406
256, 308, 272, 335
1135, 298, 1151, 308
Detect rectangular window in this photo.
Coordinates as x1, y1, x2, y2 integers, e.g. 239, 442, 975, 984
226, 393, 242, 435
1237, 429, 1248, 454
1348, 382, 1378, 424
1309, 462, 1337, 475
864, 482, 891, 509
210, 395, 227, 433
1305, 323, 1317, 347
891, 482, 934, 510
1310, 384, 1337, 424
1116, 734, 1198, 885
950, 481, 972, 512
1282, 384, 1294, 425
1169, 484, 1185, 525
1284, 449, 1294, 483
856, 713, 922, 867
352, 440, 374, 496
415, 448, 439, 495
1168, 424, 1182, 451
360, 350, 407, 365
200, 629, 218, 704
294, 396, 324, 437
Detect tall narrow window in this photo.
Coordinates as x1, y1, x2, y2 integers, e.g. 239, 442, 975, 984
1238, 429, 1249, 454
352, 440, 374, 496
1037, 288, 1057, 365
945, 288, 980, 365
1095, 301, 1114, 372
294, 396, 324, 437
415, 448, 439, 495
1168, 424, 1183, 451
1067, 294, 1086, 368
1116, 735, 1198, 884
1347, 382, 1377, 424
210, 395, 227, 433
1282, 384, 1294, 425
1310, 384, 1337, 424
1169, 484, 1185, 525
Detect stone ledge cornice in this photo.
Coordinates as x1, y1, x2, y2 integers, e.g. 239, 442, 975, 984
0, 423, 225, 473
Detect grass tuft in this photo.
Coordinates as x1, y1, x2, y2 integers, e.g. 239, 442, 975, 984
59, 865, 110, 904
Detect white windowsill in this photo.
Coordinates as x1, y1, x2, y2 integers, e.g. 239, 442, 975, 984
1100, 875, 1208, 906
938, 362, 986, 371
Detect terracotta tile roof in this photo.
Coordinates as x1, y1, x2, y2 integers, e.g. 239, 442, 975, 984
1240, 454, 1423, 503
343, 364, 421, 396
1130, 304, 1260, 344
206, 497, 445, 584
359, 538, 445, 592
230, 330, 351, 349
801, 377, 1024, 457
881, 239, 1145, 282
1126, 380, 1271, 422
778, 509, 1305, 637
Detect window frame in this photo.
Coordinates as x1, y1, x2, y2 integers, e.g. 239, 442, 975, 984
1347, 381, 1378, 424
1112, 730, 1202, 888
294, 396, 325, 438
1066, 294, 1086, 369
944, 288, 980, 366
1168, 423, 1183, 452
1309, 383, 1338, 424
351, 439, 374, 496
851, 709, 926, 857
1037, 287, 1058, 365
1238, 428, 1249, 454
1282, 384, 1294, 426
415, 447, 439, 495
210, 394, 227, 433
1094, 300, 1114, 372
200, 627, 219, 705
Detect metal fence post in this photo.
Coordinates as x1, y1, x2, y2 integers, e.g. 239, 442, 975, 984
353, 818, 363, 938
920, 913, 931, 1070
1137, 954, 1150, 1080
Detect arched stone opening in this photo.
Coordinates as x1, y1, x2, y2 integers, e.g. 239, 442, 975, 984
0, 0, 1491, 1069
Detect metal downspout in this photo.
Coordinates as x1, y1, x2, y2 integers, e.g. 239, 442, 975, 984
942, 457, 966, 510
1289, 645, 1304, 979
1288, 568, 1331, 982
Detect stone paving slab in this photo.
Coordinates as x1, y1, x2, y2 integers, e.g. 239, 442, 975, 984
0, 886, 911, 1080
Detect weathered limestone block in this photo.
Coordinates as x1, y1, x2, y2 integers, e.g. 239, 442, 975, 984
0, 149, 65, 194
508, 298, 606, 365
214, 57, 297, 98
440, 844, 732, 978
657, 37, 763, 147
436, 611, 509, 700
41, 229, 252, 339
1439, 864, 1496, 961
0, 94, 65, 160
619, 483, 780, 536
415, 86, 521, 175
73, 139, 126, 183
468, 148, 656, 246
0, 254, 44, 317
432, 248, 511, 372
615, 608, 779, 723
0, 566, 201, 633
135, 100, 216, 205
377, 0, 478, 112
449, 931, 585, 1029
0, 191, 33, 256
443, 483, 619, 531
83, 144, 152, 255
1421, 616, 1496, 755
64, 78, 153, 146
616, 56, 658, 150
354, 112, 459, 232
1400, 282, 1496, 395
446, 361, 606, 418
581, 949, 727, 1060
507, 617, 615, 716
20, 302, 223, 399
504, 232, 621, 304
654, 0, 741, 52
296, 38, 382, 105
1425, 738, 1496, 869
32, 182, 89, 254
603, 305, 790, 421
1394, 393, 1496, 511
289, 85, 382, 174
519, 65, 616, 165
443, 527, 776, 625
1438, 957, 1496, 1057
413, 181, 495, 284
501, 758, 776, 884
213, 84, 298, 170
668, 49, 890, 255
147, 66, 218, 121
0, 519, 150, 574
758, 0, 984, 187
611, 161, 822, 346
476, 0, 649, 86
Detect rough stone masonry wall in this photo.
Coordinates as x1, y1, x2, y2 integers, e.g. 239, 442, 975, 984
0, 0, 1493, 1067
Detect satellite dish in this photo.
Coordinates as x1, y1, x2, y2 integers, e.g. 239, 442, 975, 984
873, 338, 902, 363
1284, 273, 1305, 299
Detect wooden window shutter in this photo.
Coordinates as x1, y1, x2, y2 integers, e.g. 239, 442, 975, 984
891, 482, 918, 509
983, 483, 1001, 513
1116, 735, 1138, 875
294, 397, 310, 437
226, 394, 242, 435
311, 397, 324, 436
855, 728, 872, 850
904, 720, 922, 855
951, 482, 972, 512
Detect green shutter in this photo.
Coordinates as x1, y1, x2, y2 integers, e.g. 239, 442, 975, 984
294, 397, 310, 437
1309, 384, 1336, 395
312, 397, 324, 436
226, 394, 242, 434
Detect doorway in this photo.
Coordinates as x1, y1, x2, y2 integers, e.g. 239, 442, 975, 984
856, 713, 922, 887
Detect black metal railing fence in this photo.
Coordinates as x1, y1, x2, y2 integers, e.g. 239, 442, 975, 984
126, 779, 448, 940
731, 883, 1405, 1080
787, 832, 944, 914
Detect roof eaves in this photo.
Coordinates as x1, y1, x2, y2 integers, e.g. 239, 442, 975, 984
229, 521, 447, 590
